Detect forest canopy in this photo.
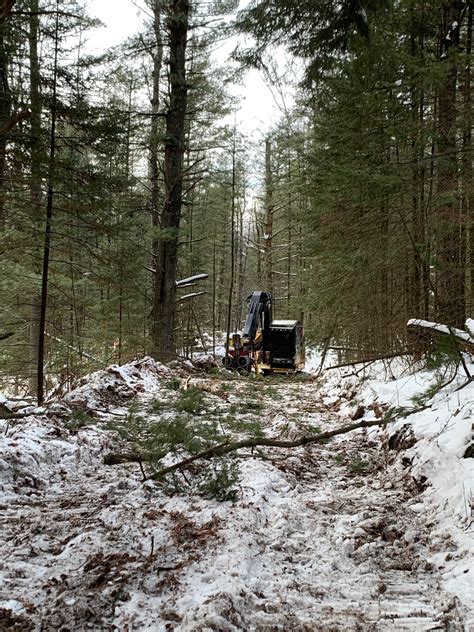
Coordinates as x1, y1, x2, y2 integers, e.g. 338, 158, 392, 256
1, 0, 472, 398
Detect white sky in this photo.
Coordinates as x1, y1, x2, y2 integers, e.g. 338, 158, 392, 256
84, 0, 292, 138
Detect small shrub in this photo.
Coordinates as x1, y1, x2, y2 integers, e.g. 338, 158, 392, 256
425, 335, 459, 370
410, 365, 457, 408
64, 410, 96, 431
175, 388, 206, 414
229, 400, 264, 415
164, 378, 181, 391
348, 455, 369, 473
207, 367, 224, 377
225, 416, 263, 437
220, 383, 235, 392
264, 386, 283, 400
106, 405, 148, 441
147, 398, 170, 414
198, 458, 239, 502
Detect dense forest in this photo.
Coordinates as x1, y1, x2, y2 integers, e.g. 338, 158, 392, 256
1, 0, 473, 399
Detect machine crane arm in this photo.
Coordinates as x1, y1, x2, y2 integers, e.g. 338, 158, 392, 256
242, 291, 273, 341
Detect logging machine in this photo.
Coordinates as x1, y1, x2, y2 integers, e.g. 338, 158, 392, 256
224, 291, 305, 375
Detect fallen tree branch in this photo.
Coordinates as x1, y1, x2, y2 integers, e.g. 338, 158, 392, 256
104, 415, 403, 477
0, 410, 47, 420
103, 450, 167, 465
325, 351, 411, 371
153, 417, 395, 478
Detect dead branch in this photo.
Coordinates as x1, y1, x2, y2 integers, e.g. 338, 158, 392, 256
0, 109, 30, 135
103, 450, 166, 465
153, 418, 395, 478
0, 410, 48, 420
325, 351, 411, 371
104, 416, 400, 476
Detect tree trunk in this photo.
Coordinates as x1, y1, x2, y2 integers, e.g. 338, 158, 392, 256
151, 0, 189, 361
0, 14, 10, 231
286, 135, 293, 309
37, 1, 59, 404
149, 0, 163, 271
264, 137, 274, 294
436, 1, 465, 327
464, 3, 474, 314
28, 0, 43, 396
410, 8, 424, 319
224, 132, 236, 363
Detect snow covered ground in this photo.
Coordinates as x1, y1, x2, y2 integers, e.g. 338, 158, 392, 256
0, 353, 473, 630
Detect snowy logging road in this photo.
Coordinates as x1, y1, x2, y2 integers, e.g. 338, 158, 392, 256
0, 357, 472, 630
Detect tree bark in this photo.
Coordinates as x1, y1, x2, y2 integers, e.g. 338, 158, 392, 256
0, 1, 16, 20
37, 1, 59, 404
409, 6, 427, 319
436, 1, 465, 327
28, 0, 43, 396
224, 131, 237, 363
152, 0, 189, 361
0, 10, 11, 231
463, 3, 474, 314
149, 0, 163, 271
264, 136, 274, 293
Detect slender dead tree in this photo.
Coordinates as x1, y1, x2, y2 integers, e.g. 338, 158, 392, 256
149, 0, 164, 268
224, 129, 237, 364
264, 136, 274, 294
37, 1, 59, 404
28, 0, 43, 396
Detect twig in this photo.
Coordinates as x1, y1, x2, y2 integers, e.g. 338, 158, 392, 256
456, 348, 472, 381
179, 466, 191, 485
138, 459, 147, 482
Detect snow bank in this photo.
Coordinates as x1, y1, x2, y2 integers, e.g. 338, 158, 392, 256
0, 357, 168, 504
0, 419, 111, 503
310, 354, 474, 619
63, 356, 169, 411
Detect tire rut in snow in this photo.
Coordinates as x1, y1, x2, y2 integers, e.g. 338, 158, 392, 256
175, 376, 465, 631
